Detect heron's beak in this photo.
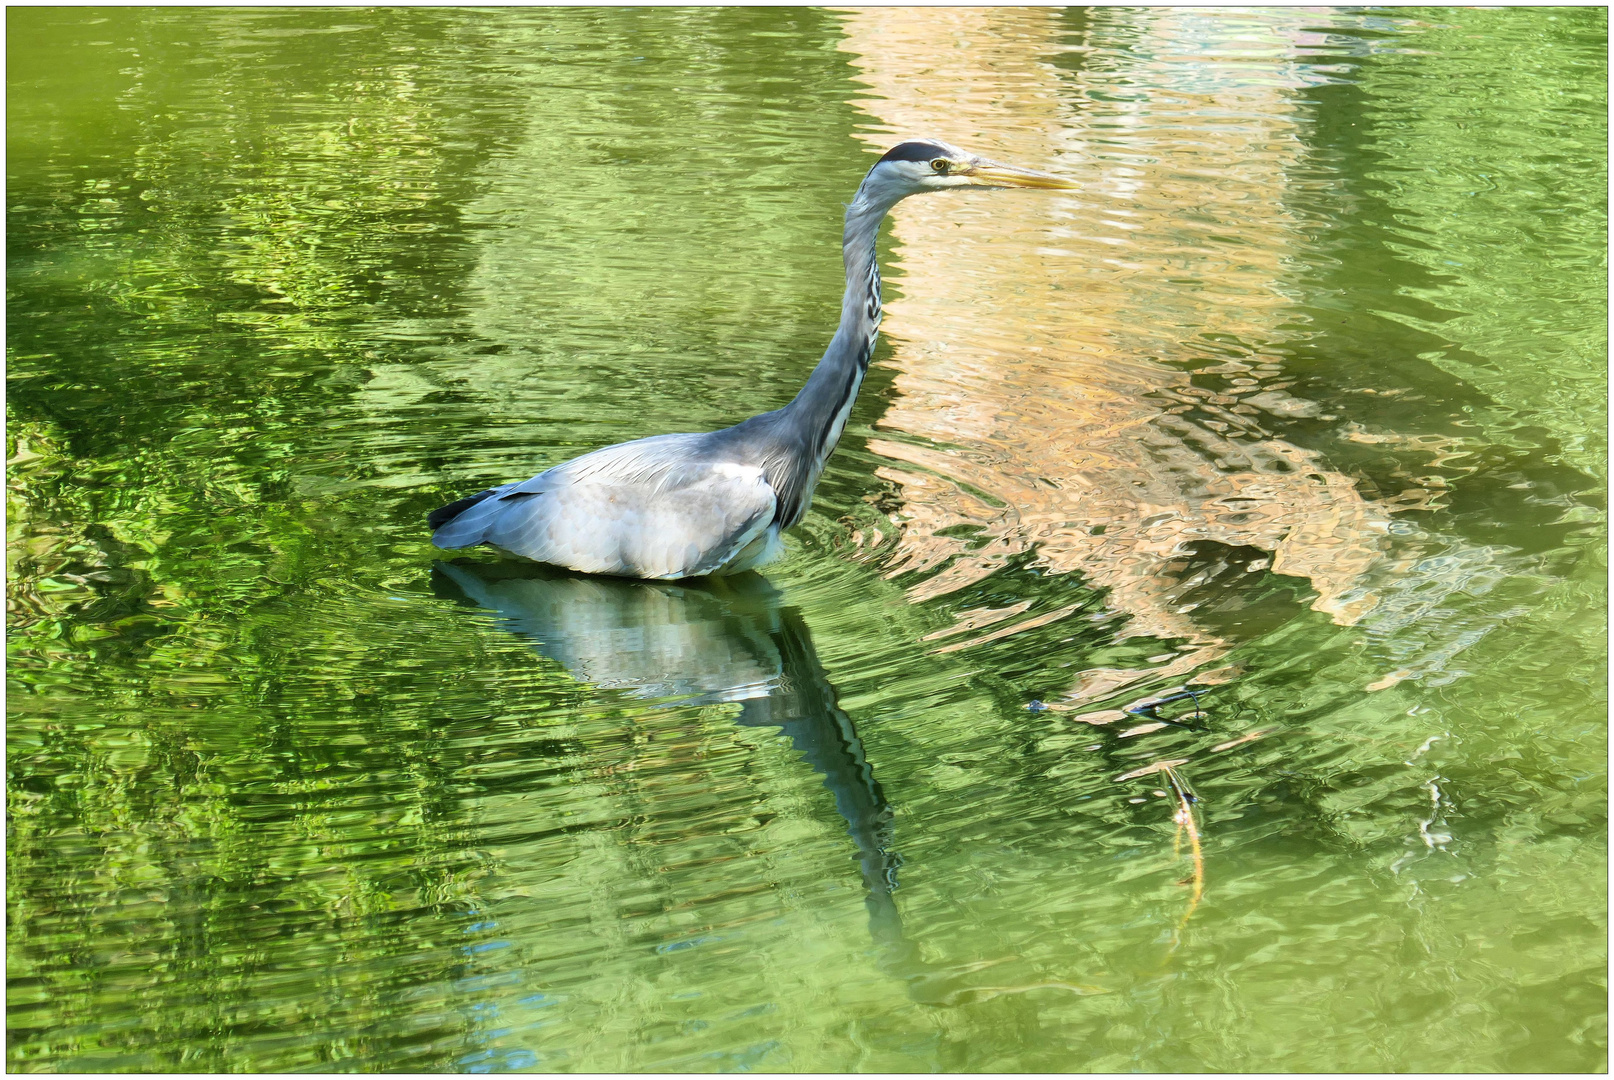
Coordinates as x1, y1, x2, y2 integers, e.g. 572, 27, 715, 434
962, 159, 1079, 190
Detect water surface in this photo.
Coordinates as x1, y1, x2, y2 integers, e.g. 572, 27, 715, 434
7, 6, 1606, 1073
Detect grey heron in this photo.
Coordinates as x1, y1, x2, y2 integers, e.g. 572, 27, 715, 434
428, 139, 1077, 579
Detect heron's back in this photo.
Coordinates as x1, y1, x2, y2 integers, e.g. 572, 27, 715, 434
429, 431, 783, 579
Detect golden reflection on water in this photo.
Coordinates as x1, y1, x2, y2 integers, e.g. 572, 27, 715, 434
839, 8, 1425, 696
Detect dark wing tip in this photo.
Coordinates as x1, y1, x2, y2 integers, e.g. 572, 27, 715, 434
427, 488, 496, 531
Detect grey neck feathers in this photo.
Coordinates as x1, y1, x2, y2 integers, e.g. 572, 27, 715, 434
762, 177, 900, 528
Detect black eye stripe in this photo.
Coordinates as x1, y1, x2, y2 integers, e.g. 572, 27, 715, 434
879, 140, 948, 164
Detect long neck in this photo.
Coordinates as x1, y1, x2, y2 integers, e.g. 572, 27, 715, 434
767, 182, 896, 526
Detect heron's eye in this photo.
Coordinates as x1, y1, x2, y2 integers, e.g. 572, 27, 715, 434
931, 159, 950, 173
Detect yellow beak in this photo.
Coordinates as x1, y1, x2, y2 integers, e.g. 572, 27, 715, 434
963, 159, 1079, 190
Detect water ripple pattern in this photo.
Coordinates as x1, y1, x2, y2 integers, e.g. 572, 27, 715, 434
7, 7, 1606, 1073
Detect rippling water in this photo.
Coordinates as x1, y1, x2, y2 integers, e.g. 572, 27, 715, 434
8, 7, 1606, 1073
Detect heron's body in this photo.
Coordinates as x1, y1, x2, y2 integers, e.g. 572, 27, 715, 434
429, 432, 786, 578
429, 140, 1075, 579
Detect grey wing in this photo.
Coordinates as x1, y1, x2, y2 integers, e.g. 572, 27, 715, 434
431, 435, 777, 580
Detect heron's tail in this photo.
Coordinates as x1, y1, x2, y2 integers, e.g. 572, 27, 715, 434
428, 488, 497, 537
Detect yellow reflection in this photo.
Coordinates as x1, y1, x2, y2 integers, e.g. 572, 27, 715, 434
839, 7, 1419, 697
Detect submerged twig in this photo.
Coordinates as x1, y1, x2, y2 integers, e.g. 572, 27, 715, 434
1123, 686, 1207, 728
1163, 765, 1203, 943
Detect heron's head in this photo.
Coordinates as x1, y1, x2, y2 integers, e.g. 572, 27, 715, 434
860, 138, 1078, 206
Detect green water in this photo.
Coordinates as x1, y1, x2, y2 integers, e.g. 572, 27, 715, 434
6, 6, 1605, 1073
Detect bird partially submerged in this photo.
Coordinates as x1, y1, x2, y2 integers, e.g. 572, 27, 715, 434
429, 139, 1077, 579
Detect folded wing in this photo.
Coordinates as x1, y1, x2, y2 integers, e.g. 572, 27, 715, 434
430, 434, 778, 580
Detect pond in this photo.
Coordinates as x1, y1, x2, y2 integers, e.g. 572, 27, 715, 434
7, 6, 1606, 1073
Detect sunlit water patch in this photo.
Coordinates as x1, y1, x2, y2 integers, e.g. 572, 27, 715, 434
8, 6, 1605, 1073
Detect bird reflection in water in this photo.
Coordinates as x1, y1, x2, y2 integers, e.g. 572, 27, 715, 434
432, 563, 914, 967
432, 560, 1098, 1006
